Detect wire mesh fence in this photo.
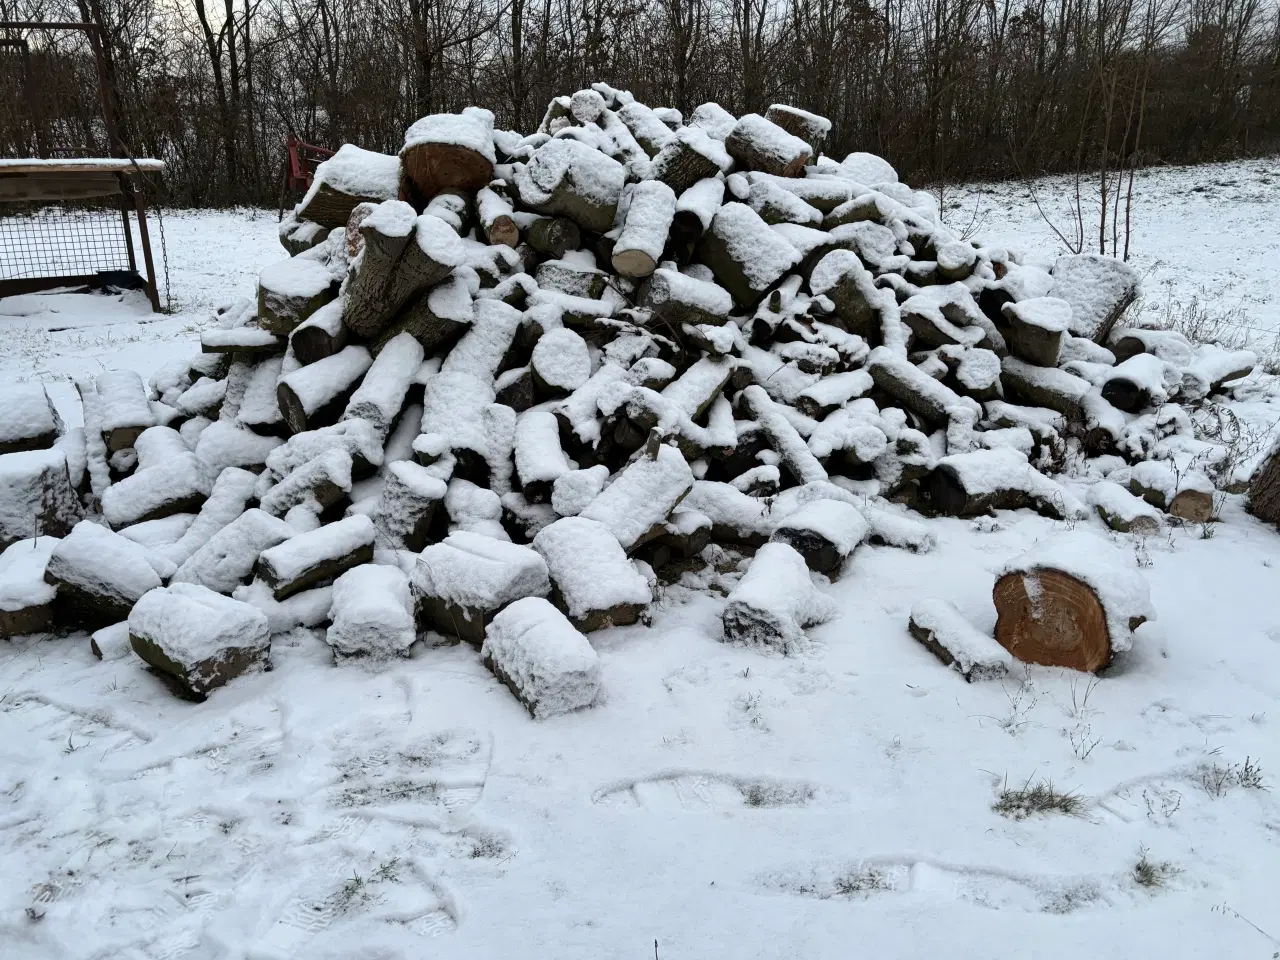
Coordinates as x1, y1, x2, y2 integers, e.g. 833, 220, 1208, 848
0, 199, 135, 282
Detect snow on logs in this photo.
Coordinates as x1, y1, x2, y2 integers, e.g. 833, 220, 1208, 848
992, 531, 1153, 673
22, 83, 1235, 706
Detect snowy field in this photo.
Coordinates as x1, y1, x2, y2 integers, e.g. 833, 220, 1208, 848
2, 159, 1280, 960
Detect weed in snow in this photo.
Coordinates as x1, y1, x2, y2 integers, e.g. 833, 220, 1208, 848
1196, 757, 1267, 797
993, 777, 1084, 820
1133, 847, 1180, 889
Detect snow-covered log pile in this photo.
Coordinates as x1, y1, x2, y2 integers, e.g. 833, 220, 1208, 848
5, 84, 1261, 699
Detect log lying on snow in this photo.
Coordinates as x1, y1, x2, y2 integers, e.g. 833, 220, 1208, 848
326, 564, 416, 660
992, 531, 1153, 673
0, 384, 63, 455
721, 541, 838, 653
929, 447, 1084, 519
481, 597, 601, 718
1127, 460, 1215, 523
908, 598, 1012, 682
1088, 480, 1162, 535
129, 583, 270, 700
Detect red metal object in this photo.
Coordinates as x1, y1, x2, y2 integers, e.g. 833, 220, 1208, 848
278, 133, 335, 220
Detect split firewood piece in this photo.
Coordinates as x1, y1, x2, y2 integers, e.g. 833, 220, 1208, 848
993, 531, 1153, 672
536, 258, 609, 299
908, 598, 1012, 681
342, 332, 423, 438
0, 384, 62, 455
810, 250, 879, 338
342, 200, 416, 338
867, 346, 980, 429
612, 181, 677, 278
129, 583, 270, 700
158, 467, 257, 567
481, 597, 601, 718
295, 144, 401, 229
262, 418, 383, 486
1002, 297, 1071, 367
0, 536, 60, 638
413, 531, 551, 645
326, 564, 416, 660
579, 440, 694, 552
172, 508, 294, 594
257, 255, 337, 335
45, 520, 169, 628
277, 345, 372, 435
527, 216, 582, 259
724, 113, 811, 176
764, 104, 830, 162
256, 514, 375, 601
289, 299, 347, 366
689, 101, 738, 139
721, 541, 838, 654
1100, 354, 1180, 412
0, 448, 85, 551
515, 411, 572, 503
477, 186, 519, 247
515, 139, 627, 233
1088, 480, 1163, 535
258, 448, 355, 517
1128, 460, 1215, 522
644, 267, 734, 328
279, 217, 327, 256
372, 461, 447, 552
96, 369, 158, 453
531, 328, 592, 398
533, 516, 652, 632
400, 109, 496, 201
1000, 356, 1091, 419
741, 385, 827, 485
697, 202, 801, 307
651, 126, 733, 194
639, 506, 713, 570
670, 177, 725, 249
929, 447, 1084, 519
935, 240, 979, 281
770, 499, 869, 577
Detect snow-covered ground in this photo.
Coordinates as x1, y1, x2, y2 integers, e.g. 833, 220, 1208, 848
3, 161, 1280, 960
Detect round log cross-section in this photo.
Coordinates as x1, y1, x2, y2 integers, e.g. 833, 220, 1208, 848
402, 142, 494, 203
992, 568, 1112, 672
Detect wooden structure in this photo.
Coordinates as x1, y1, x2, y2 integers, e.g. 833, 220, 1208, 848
277, 133, 334, 220
0, 158, 166, 311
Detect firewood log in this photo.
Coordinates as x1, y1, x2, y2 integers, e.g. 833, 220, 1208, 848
724, 114, 811, 176
400, 109, 496, 201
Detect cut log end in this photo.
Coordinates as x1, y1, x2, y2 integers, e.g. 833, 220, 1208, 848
402, 142, 494, 200
992, 568, 1112, 672
611, 248, 657, 279
487, 215, 519, 247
